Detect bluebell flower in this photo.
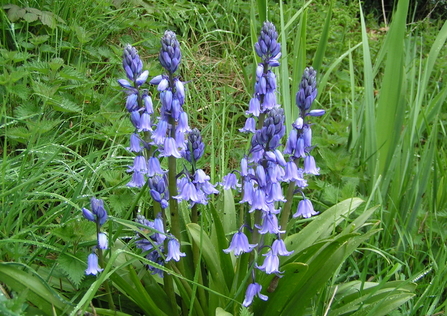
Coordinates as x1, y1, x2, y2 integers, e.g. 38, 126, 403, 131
240, 117, 256, 133
127, 170, 146, 188
257, 250, 281, 274
174, 177, 200, 203
303, 155, 320, 175
98, 233, 108, 250
221, 173, 240, 190
166, 238, 186, 262
271, 238, 294, 256
243, 282, 268, 307
147, 156, 165, 176
256, 211, 284, 234
85, 253, 103, 275
161, 137, 182, 158
293, 198, 318, 218
135, 214, 166, 277
223, 231, 257, 256
128, 133, 142, 152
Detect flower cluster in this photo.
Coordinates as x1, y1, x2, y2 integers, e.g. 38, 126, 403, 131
284, 66, 325, 218
117, 31, 216, 275
118, 44, 154, 188
134, 214, 184, 277
82, 198, 109, 275
222, 22, 325, 307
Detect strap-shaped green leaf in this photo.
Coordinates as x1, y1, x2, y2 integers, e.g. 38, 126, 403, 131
0, 262, 70, 315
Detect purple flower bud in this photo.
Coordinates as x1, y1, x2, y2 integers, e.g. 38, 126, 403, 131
160, 90, 172, 110
98, 233, 108, 250
256, 64, 264, 78
117, 79, 133, 89
293, 117, 304, 129
135, 70, 149, 86
257, 76, 267, 95
284, 129, 297, 155
166, 238, 186, 262
153, 214, 166, 243
240, 157, 249, 177
223, 231, 257, 256
296, 67, 317, 111
90, 198, 108, 226
307, 109, 325, 116
174, 79, 185, 102
159, 30, 182, 74
82, 208, 95, 222
240, 179, 255, 204
255, 165, 267, 188
274, 149, 287, 166
302, 125, 312, 149
293, 198, 318, 218
85, 253, 103, 275
243, 282, 268, 307
150, 74, 164, 85
143, 92, 153, 114
129, 111, 141, 129
125, 94, 138, 112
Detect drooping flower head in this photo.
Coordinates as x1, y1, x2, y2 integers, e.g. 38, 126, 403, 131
85, 253, 103, 276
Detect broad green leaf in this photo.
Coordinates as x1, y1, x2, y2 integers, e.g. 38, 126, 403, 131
0, 263, 71, 315
222, 189, 237, 235
210, 203, 235, 290
330, 280, 416, 315
186, 223, 228, 296
216, 306, 233, 316
284, 198, 364, 261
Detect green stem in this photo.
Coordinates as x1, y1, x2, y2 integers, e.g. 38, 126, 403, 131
279, 181, 296, 235
97, 224, 115, 310
163, 265, 178, 316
